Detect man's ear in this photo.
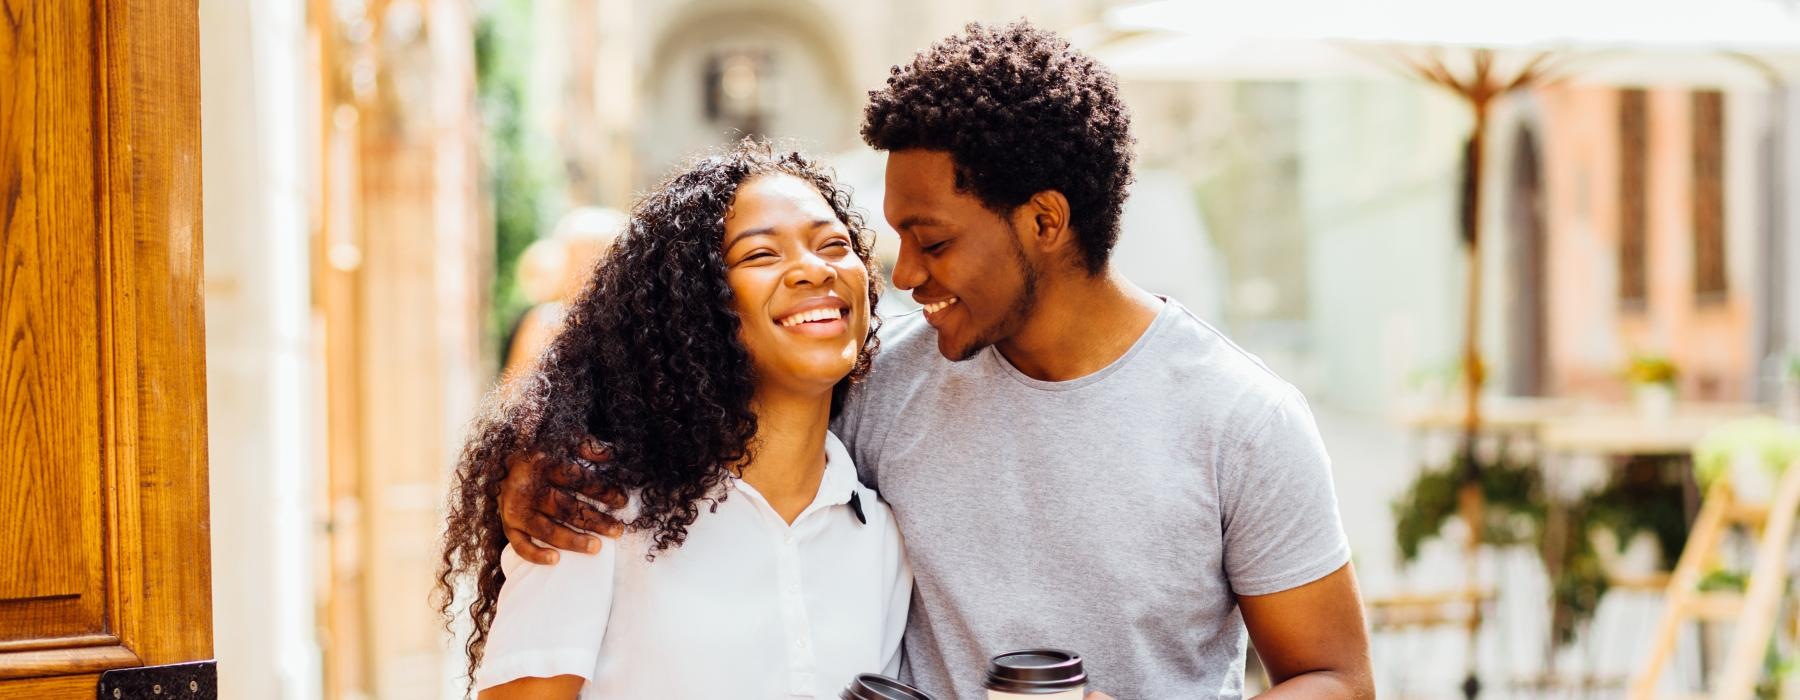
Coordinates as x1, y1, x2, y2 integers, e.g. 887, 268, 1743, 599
1016, 189, 1073, 260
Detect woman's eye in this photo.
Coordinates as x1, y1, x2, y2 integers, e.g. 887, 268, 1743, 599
744, 250, 776, 262
823, 239, 851, 251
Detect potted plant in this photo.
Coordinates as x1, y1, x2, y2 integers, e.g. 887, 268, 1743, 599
1626, 355, 1679, 420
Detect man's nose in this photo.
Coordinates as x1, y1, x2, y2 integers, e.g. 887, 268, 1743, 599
890, 245, 925, 291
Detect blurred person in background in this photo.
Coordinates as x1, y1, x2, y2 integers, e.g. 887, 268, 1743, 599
438, 141, 908, 699
502, 207, 628, 379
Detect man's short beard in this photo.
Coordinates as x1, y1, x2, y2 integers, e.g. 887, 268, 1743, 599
945, 228, 1039, 362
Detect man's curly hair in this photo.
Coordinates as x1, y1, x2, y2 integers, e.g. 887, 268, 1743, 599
435, 140, 881, 687
861, 20, 1134, 275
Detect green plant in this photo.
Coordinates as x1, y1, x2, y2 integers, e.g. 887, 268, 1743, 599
1626, 355, 1679, 386
475, 0, 560, 374
1693, 417, 1800, 488
1392, 451, 1688, 646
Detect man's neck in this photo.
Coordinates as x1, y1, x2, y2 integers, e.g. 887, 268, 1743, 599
739, 389, 832, 524
995, 268, 1162, 382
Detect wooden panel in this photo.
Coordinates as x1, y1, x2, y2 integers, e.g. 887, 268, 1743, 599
0, 0, 210, 693
99, 0, 211, 667
0, 0, 109, 642
0, 673, 101, 696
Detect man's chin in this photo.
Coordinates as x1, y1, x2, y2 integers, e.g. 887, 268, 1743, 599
934, 331, 987, 362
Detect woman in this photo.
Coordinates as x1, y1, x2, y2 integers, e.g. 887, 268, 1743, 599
436, 141, 910, 699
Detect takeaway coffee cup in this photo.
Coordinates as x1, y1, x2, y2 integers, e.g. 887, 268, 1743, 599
985, 649, 1087, 699
840, 673, 936, 700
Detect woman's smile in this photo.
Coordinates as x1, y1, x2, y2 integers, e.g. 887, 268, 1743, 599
774, 296, 852, 337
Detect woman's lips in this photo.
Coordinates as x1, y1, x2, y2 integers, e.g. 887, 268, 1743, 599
779, 316, 849, 338
775, 306, 850, 338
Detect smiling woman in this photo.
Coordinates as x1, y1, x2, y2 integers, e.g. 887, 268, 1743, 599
435, 140, 908, 700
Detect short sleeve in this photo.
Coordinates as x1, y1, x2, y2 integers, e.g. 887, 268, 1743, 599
472, 543, 617, 692
1219, 388, 1351, 597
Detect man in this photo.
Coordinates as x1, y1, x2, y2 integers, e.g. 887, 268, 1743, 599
499, 21, 1373, 699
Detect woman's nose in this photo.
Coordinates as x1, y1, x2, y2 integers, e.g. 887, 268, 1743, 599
785, 250, 837, 287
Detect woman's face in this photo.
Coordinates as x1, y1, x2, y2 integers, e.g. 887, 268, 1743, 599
721, 173, 871, 398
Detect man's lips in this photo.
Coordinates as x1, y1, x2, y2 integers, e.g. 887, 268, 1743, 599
919, 296, 958, 316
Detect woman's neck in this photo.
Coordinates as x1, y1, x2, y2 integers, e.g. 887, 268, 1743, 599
738, 388, 833, 524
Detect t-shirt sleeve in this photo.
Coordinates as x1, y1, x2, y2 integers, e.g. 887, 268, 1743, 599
1219, 387, 1352, 597
472, 543, 617, 692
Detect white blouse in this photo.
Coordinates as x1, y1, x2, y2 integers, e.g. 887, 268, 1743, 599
474, 432, 912, 699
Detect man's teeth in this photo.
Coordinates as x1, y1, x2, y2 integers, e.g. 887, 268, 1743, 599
778, 307, 843, 327
923, 298, 958, 314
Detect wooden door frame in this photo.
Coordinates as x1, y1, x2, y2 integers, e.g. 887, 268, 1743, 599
0, 0, 211, 692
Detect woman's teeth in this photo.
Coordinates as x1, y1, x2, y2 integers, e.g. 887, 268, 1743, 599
923, 297, 958, 314
778, 307, 844, 327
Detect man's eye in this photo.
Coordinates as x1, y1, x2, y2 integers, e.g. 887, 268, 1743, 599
923, 240, 949, 254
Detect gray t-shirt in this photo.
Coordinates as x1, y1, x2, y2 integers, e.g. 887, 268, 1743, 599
833, 298, 1349, 700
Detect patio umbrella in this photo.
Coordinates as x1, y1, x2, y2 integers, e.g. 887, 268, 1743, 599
1088, 1, 1800, 696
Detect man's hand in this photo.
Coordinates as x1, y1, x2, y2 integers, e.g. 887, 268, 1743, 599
499, 436, 628, 565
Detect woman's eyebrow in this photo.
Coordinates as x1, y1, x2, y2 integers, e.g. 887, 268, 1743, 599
728, 219, 840, 245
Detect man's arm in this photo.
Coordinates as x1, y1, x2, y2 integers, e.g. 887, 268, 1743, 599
1238, 563, 1375, 699
478, 675, 583, 700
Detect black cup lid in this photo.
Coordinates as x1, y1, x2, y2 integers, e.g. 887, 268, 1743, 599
985, 649, 1086, 693
840, 673, 935, 700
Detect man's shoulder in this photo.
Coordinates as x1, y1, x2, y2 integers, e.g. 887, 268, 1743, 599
866, 310, 948, 381
1150, 302, 1296, 396
873, 309, 937, 353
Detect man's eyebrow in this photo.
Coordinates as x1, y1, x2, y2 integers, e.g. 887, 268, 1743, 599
895, 215, 947, 231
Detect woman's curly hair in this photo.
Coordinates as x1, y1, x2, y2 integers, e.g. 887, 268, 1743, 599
435, 140, 881, 686
861, 20, 1134, 275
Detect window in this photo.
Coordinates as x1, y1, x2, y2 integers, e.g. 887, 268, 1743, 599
1691, 90, 1727, 300
1618, 89, 1648, 307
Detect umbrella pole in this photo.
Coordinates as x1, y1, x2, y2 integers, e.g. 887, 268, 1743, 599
1457, 92, 1492, 700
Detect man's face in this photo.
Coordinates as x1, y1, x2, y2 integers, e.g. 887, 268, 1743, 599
883, 150, 1039, 361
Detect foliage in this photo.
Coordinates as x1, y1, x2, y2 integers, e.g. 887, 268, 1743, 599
475, 0, 560, 374
1392, 451, 1688, 646
1625, 354, 1679, 386
1392, 450, 1542, 562
1693, 417, 1800, 489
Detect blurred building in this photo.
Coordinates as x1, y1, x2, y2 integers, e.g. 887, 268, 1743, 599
525, 0, 1104, 208
1273, 79, 1800, 413
203, 1, 483, 699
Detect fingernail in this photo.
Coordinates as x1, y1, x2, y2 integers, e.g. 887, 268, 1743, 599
546, 551, 559, 564
587, 537, 601, 553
